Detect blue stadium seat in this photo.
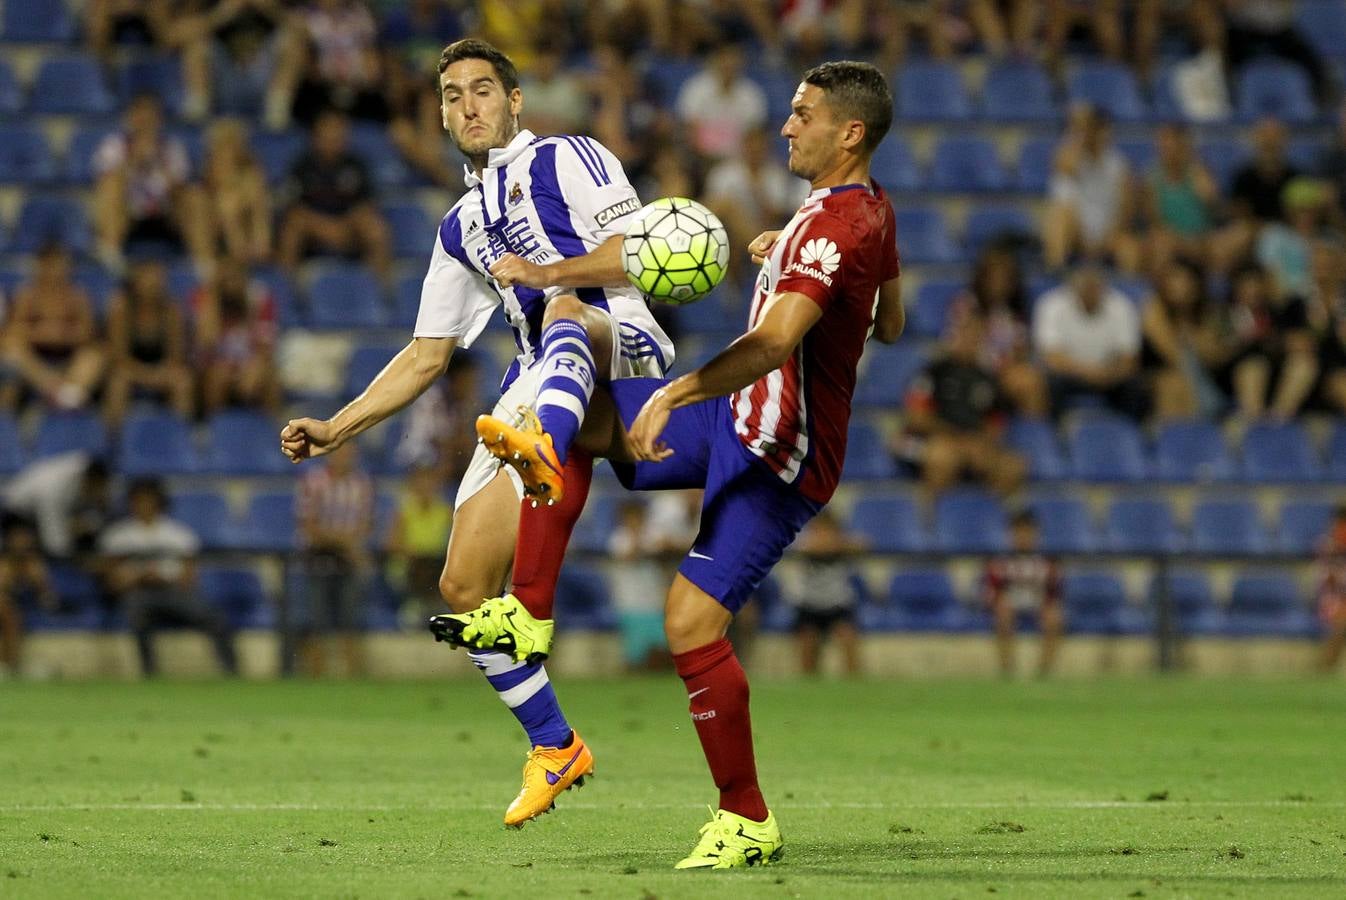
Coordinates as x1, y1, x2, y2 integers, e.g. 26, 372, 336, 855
1069, 417, 1147, 482
345, 344, 402, 399
980, 61, 1058, 122
909, 280, 962, 338
934, 489, 1008, 553
307, 264, 387, 328
233, 492, 297, 552
569, 494, 619, 554
843, 421, 895, 480
1017, 136, 1056, 193
1227, 572, 1313, 637
1149, 571, 1221, 635
870, 136, 922, 192
1029, 497, 1097, 553
2, 0, 76, 42
171, 491, 231, 550
349, 122, 413, 189
1106, 498, 1183, 553
0, 412, 23, 473
204, 410, 290, 475
29, 54, 117, 115
1298, 0, 1346, 64
1062, 572, 1128, 634
199, 568, 274, 630
1005, 418, 1068, 480
0, 124, 57, 184
1198, 138, 1247, 191
391, 272, 423, 329
120, 410, 200, 476
1191, 499, 1270, 555
847, 494, 926, 552
929, 136, 1007, 192
167, 259, 201, 304
964, 205, 1034, 253
1151, 64, 1206, 123
65, 126, 119, 185
754, 68, 801, 124
555, 564, 616, 630
383, 203, 433, 260
1067, 62, 1147, 121
0, 60, 19, 114
1114, 138, 1157, 174
897, 60, 970, 120
249, 266, 303, 328
643, 55, 702, 104
1328, 422, 1346, 481
855, 340, 929, 407
251, 130, 305, 183
1278, 500, 1333, 554
31, 411, 108, 460
1236, 61, 1317, 124
1240, 421, 1321, 482
117, 55, 184, 117
73, 261, 116, 316
7, 195, 92, 255
893, 207, 960, 264
29, 564, 103, 631
1154, 420, 1234, 482
887, 570, 965, 631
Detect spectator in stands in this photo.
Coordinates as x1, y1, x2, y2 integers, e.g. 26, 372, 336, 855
0, 244, 105, 413
1311, 242, 1346, 415
519, 38, 589, 137
1033, 264, 1148, 421
984, 509, 1063, 678
1141, 258, 1231, 420
675, 42, 768, 161
380, 0, 463, 70
1043, 0, 1125, 67
201, 119, 272, 265
949, 244, 1049, 417
1142, 124, 1219, 273
1134, 0, 1224, 81
1224, 0, 1329, 102
607, 499, 675, 671
92, 95, 213, 274
385, 57, 457, 189
0, 516, 58, 676
784, 510, 865, 677
100, 478, 238, 678
392, 353, 480, 481
1316, 505, 1346, 672
296, 443, 374, 677
168, 0, 286, 120
270, 0, 387, 129
902, 312, 1027, 503
192, 256, 281, 416
1256, 177, 1332, 302
85, 0, 172, 61
1222, 262, 1319, 420
1213, 117, 1299, 272
277, 109, 391, 281
103, 258, 194, 425
705, 126, 808, 292
2, 454, 112, 561
587, 43, 673, 183
1043, 105, 1140, 273
386, 465, 452, 626
1319, 100, 1346, 227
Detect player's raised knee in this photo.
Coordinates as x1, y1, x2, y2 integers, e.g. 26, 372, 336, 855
542, 293, 584, 324
438, 571, 487, 614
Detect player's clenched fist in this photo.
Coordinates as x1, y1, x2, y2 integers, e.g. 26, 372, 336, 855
748, 230, 782, 266
628, 387, 675, 463
489, 252, 545, 289
279, 417, 339, 463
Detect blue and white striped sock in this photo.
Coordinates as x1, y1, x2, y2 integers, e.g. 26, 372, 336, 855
535, 318, 595, 466
469, 650, 572, 748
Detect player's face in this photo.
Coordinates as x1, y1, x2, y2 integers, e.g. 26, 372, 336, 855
440, 58, 522, 159
781, 84, 844, 181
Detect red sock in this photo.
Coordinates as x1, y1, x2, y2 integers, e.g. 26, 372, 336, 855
510, 450, 593, 620
673, 637, 767, 822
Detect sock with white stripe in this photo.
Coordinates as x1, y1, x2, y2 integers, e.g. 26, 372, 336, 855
469, 650, 572, 748
534, 318, 595, 466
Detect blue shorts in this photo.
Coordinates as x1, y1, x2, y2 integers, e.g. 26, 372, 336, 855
608, 378, 823, 614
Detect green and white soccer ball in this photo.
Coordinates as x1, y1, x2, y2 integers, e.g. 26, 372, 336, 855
622, 197, 729, 305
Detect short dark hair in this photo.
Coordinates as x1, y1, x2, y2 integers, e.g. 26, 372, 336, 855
438, 38, 520, 93
1010, 509, 1038, 529
802, 60, 893, 154
128, 477, 167, 510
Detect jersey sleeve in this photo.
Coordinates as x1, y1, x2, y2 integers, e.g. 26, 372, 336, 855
412, 212, 499, 348
774, 211, 849, 310
553, 137, 644, 242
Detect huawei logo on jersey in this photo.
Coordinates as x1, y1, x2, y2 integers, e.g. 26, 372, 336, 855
785, 238, 841, 286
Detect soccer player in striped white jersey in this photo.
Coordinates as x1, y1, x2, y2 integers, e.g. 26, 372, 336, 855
279, 38, 673, 827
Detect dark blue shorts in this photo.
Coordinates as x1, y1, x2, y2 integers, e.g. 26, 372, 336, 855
608, 378, 823, 614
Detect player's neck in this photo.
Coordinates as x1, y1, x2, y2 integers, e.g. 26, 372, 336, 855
809, 155, 870, 193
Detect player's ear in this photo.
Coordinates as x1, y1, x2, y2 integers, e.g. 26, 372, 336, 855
840, 120, 866, 153
508, 87, 523, 117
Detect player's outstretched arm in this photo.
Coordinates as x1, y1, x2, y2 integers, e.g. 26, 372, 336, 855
280, 336, 457, 463
488, 235, 627, 290
871, 275, 904, 344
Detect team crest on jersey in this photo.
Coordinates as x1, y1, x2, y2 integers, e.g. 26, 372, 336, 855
785, 238, 841, 286
508, 182, 524, 206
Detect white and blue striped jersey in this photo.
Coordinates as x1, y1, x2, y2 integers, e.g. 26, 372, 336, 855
413, 128, 674, 389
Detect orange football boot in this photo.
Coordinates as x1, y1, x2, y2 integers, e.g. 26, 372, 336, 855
476, 406, 566, 504
503, 730, 594, 828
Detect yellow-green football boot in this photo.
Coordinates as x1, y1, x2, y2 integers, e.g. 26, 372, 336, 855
428, 593, 554, 663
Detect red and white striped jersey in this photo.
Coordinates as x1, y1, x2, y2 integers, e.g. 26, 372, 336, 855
731, 181, 900, 504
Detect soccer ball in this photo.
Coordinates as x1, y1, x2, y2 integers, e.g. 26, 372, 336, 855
622, 197, 729, 305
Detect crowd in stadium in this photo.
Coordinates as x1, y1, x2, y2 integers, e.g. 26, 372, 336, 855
2, 0, 1346, 678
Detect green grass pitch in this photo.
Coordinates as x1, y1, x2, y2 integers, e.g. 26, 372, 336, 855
3, 676, 1344, 898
